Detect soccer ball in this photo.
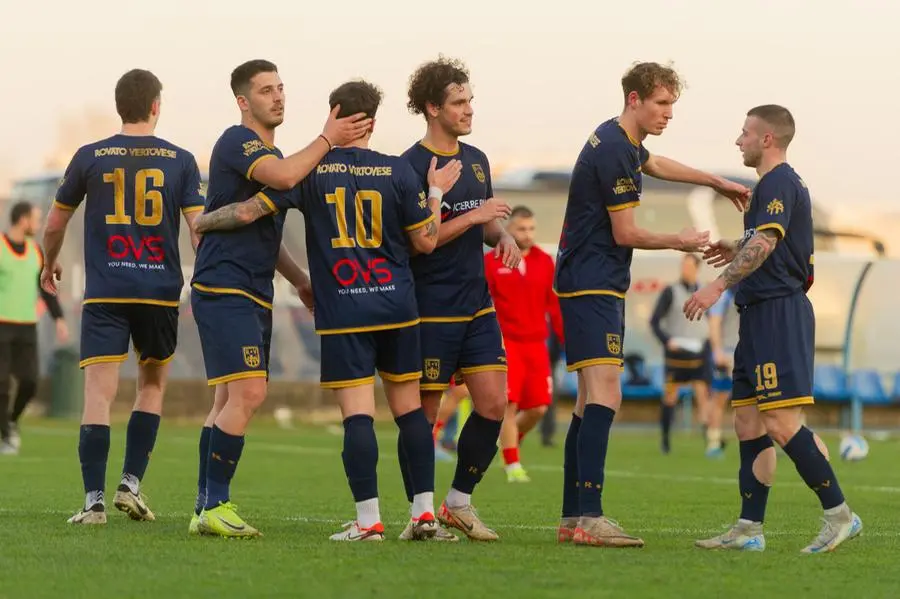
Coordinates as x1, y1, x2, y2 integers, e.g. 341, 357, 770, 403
839, 434, 869, 461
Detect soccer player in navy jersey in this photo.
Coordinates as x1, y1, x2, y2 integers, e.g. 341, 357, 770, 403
193, 80, 464, 541
399, 57, 520, 542
188, 60, 372, 538
41, 69, 205, 525
554, 62, 752, 547
687, 105, 862, 554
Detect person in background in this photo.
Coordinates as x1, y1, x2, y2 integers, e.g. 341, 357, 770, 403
649, 253, 712, 454
485, 206, 564, 482
0, 201, 69, 455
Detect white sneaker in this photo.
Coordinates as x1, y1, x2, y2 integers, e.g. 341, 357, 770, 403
801, 507, 862, 554
113, 485, 156, 521
695, 520, 765, 551
0, 442, 17, 456
68, 504, 107, 525
8, 423, 21, 450
329, 520, 385, 542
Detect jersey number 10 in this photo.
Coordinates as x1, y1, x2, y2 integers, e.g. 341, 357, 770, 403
326, 187, 383, 249
103, 168, 165, 226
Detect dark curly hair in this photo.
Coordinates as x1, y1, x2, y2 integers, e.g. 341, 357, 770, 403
407, 56, 470, 116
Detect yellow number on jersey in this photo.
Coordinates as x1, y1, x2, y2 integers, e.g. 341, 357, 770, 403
325, 187, 383, 249
103, 168, 165, 226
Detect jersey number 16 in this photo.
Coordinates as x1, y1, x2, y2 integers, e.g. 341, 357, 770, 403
103, 168, 165, 226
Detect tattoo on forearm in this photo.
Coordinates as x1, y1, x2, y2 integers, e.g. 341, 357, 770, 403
196, 196, 273, 232
720, 230, 778, 288
423, 219, 438, 239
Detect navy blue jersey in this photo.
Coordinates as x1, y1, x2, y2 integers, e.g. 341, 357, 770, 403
191, 125, 286, 308
735, 163, 813, 305
54, 134, 205, 306
268, 147, 434, 334
402, 142, 494, 319
554, 118, 650, 298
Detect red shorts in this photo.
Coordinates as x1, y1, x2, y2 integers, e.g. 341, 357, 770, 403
506, 339, 553, 410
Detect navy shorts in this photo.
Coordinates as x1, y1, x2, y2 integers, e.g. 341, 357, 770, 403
665, 346, 712, 386
80, 302, 178, 369
731, 293, 815, 411
420, 310, 507, 391
559, 294, 624, 372
320, 324, 422, 389
191, 290, 272, 386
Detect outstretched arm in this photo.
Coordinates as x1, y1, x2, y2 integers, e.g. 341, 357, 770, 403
193, 194, 277, 233
643, 154, 750, 211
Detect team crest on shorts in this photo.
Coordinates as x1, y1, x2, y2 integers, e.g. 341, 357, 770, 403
471, 163, 486, 183
606, 334, 622, 356
242, 346, 261, 368
424, 358, 441, 381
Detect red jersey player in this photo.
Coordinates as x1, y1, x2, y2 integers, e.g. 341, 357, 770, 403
485, 206, 564, 482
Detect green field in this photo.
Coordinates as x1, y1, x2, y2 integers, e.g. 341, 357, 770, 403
2, 418, 898, 598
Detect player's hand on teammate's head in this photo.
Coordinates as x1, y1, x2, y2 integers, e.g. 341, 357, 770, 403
427, 157, 463, 194
495, 232, 521, 269
703, 239, 738, 268
470, 198, 512, 225
40, 263, 63, 296
676, 227, 710, 253
712, 177, 752, 212
322, 104, 373, 147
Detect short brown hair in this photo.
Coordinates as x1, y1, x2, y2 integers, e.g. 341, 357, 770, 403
231, 59, 278, 97
10, 201, 33, 226
115, 69, 162, 124
407, 56, 470, 116
329, 80, 383, 120
747, 104, 795, 148
510, 206, 534, 219
621, 62, 683, 101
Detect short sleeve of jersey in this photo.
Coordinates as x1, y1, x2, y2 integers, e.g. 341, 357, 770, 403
594, 143, 641, 212
397, 161, 435, 232
180, 153, 206, 214
221, 126, 280, 181
54, 148, 88, 211
638, 145, 650, 165
750, 175, 793, 239
259, 185, 301, 214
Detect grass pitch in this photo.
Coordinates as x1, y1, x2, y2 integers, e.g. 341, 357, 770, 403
2, 418, 897, 598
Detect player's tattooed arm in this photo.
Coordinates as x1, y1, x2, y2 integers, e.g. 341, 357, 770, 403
193, 195, 275, 233
718, 229, 779, 288
408, 217, 440, 256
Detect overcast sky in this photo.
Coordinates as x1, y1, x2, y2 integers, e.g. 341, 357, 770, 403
2, 0, 896, 221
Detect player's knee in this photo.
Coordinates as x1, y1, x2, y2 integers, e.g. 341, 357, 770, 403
531, 405, 548, 419
760, 408, 803, 447
84, 364, 120, 403
229, 379, 268, 418
732, 406, 766, 440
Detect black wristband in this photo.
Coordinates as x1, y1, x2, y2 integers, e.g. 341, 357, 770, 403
319, 134, 333, 149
